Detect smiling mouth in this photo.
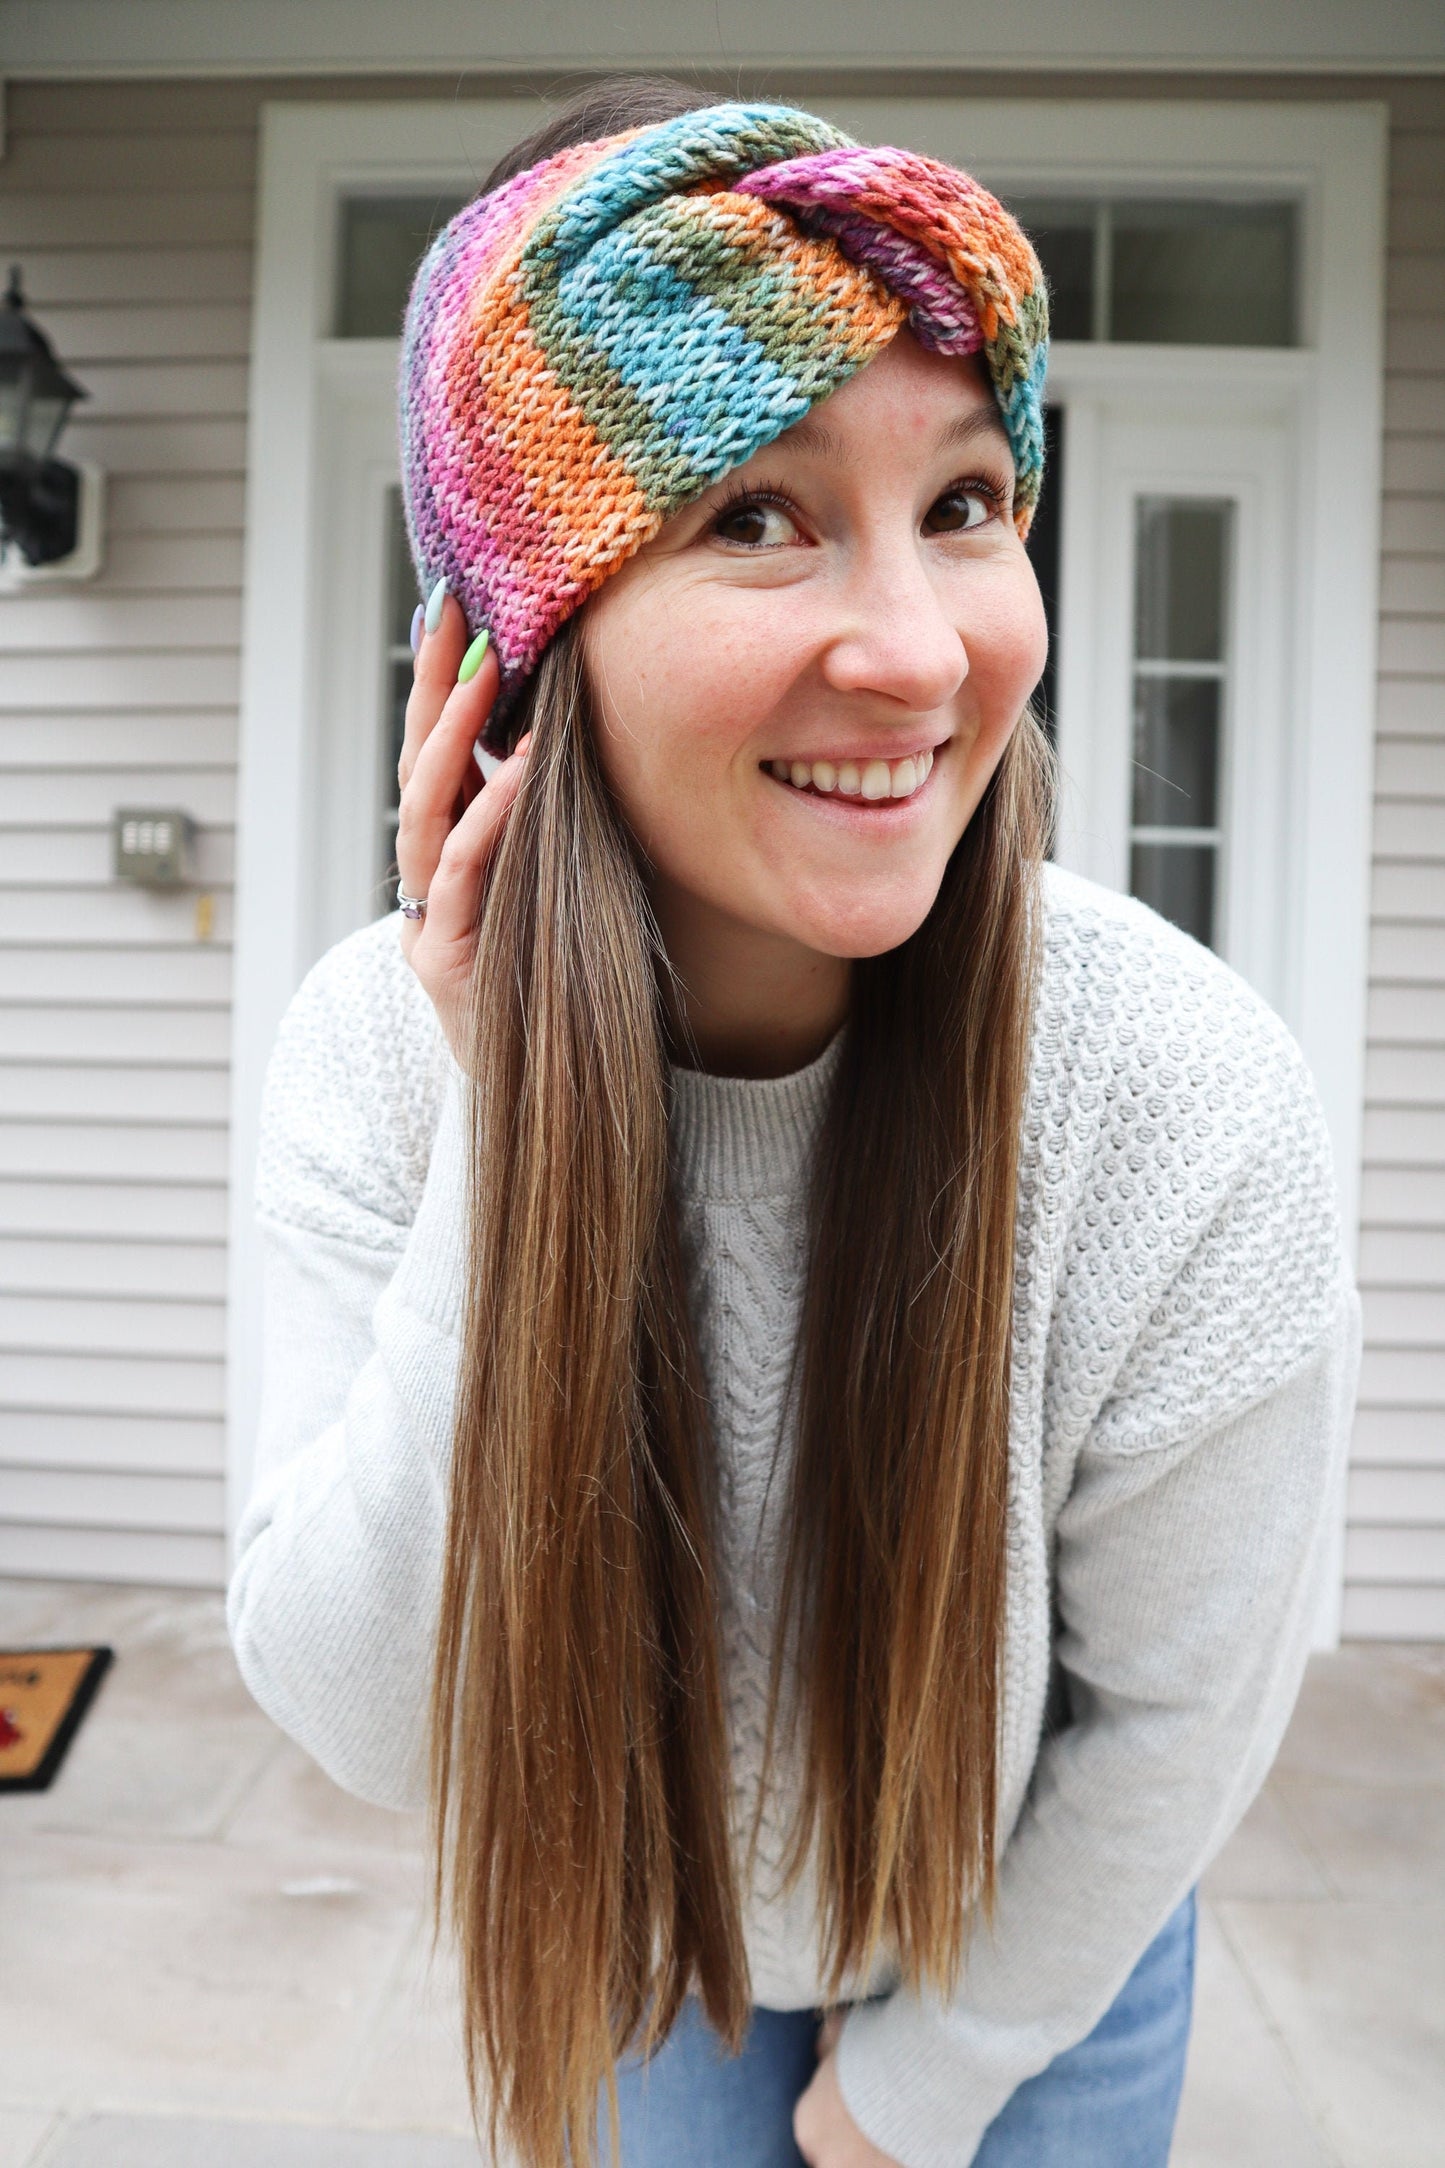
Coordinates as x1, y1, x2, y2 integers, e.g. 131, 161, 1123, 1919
761, 749, 936, 803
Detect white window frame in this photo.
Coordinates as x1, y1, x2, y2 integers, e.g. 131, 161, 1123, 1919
229, 97, 1386, 1645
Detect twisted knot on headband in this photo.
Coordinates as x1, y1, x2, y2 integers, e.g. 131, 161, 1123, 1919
400, 102, 1049, 746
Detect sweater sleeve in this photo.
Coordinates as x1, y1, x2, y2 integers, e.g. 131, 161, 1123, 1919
833, 1023, 1363, 2166
225, 921, 471, 1812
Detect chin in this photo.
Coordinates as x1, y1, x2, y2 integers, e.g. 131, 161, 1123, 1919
788, 884, 944, 960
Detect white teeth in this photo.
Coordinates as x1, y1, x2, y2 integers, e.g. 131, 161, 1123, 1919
767, 749, 937, 801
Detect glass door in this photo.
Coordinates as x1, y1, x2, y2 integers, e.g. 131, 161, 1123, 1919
309, 349, 408, 956
1051, 399, 1294, 1006
1129, 495, 1233, 947
378, 489, 413, 912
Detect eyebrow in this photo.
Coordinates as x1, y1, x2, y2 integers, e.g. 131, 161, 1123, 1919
781, 403, 1011, 467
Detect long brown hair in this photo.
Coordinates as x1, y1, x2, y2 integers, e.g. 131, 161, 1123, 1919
425, 76, 1055, 2168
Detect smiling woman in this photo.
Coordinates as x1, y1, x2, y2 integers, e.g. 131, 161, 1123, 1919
227, 75, 1361, 2168
580, 336, 1046, 1071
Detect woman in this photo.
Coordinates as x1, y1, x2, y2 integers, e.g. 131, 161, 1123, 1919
228, 78, 1361, 2168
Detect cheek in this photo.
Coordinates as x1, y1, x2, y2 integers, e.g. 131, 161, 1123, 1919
968, 571, 1049, 715
581, 596, 741, 876
946, 575, 1048, 824
590, 584, 806, 781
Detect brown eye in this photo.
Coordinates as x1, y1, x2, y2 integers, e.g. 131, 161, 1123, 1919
712, 495, 799, 548
925, 487, 993, 536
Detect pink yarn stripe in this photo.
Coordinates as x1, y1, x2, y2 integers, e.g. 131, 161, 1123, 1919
771, 206, 982, 353
738, 145, 1036, 332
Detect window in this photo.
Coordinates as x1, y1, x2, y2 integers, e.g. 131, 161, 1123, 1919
334, 193, 469, 338
1006, 197, 1298, 346
1128, 498, 1233, 947
378, 487, 414, 908
1025, 406, 1065, 751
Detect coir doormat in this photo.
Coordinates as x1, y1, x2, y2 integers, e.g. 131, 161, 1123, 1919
0, 1646, 113, 1792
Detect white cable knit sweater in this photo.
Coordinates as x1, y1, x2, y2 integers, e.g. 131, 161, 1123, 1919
228, 863, 1361, 2168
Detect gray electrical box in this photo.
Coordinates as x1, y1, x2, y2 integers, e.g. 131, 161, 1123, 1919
113, 807, 196, 887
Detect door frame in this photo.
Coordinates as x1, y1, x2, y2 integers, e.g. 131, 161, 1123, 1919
228, 94, 1387, 1641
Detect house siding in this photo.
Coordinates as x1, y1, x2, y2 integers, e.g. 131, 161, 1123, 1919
0, 84, 256, 1586
1351, 80, 1445, 1639
0, 70, 1441, 1625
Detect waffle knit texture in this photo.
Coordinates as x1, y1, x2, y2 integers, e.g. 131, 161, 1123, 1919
231, 871, 1360, 2159
399, 101, 1049, 748
230, 867, 1360, 2167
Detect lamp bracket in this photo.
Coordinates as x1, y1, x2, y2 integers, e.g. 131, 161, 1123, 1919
0, 460, 105, 589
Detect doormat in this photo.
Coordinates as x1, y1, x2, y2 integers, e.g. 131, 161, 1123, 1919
0, 1646, 113, 1792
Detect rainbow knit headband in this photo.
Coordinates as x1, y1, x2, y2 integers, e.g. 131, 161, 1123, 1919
400, 102, 1049, 749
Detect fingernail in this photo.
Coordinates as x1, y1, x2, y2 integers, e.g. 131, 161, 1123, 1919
424, 576, 448, 635
457, 627, 490, 685
409, 603, 424, 655
513, 732, 532, 758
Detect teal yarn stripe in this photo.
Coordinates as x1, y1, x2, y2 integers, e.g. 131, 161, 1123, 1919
637, 194, 889, 395
524, 198, 896, 515
529, 103, 854, 272
552, 222, 830, 502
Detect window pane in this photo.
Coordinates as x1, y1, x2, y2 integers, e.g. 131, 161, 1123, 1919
1134, 499, 1231, 663
378, 487, 415, 910
1130, 494, 1232, 950
336, 193, 468, 338
1132, 677, 1221, 829
1111, 199, 1296, 346
1004, 198, 1094, 340
386, 484, 417, 648
1130, 844, 1216, 947
1025, 404, 1064, 743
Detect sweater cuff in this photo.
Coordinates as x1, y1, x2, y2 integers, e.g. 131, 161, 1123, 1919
384, 1054, 470, 1341
835, 1995, 1001, 2168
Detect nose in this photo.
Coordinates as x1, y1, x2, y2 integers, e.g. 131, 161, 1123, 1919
817, 529, 969, 714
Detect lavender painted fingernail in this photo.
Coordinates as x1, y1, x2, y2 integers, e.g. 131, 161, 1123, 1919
409, 602, 425, 655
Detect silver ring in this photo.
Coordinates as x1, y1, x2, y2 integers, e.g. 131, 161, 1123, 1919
396, 883, 427, 921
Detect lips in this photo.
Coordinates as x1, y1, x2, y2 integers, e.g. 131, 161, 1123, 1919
765, 748, 936, 802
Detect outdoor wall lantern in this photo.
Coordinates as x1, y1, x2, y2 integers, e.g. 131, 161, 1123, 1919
0, 264, 103, 582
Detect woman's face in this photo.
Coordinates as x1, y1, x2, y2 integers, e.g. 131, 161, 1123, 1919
579, 331, 1048, 967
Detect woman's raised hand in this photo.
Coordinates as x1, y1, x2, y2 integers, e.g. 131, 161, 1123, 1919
395, 586, 530, 1064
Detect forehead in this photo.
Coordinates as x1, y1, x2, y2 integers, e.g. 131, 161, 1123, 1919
769, 341, 1008, 466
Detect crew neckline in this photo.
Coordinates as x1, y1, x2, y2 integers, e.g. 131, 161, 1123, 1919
667, 1028, 845, 1200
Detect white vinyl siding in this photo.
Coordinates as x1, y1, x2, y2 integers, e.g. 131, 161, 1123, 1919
0, 83, 253, 1586
0, 72, 1441, 1626
1352, 81, 1445, 1636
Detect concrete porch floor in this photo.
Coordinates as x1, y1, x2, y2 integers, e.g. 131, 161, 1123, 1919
1, 1578, 1442, 2168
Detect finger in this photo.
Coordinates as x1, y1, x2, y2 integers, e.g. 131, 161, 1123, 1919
395, 638, 503, 902
405, 740, 529, 959
398, 589, 465, 792
399, 591, 501, 794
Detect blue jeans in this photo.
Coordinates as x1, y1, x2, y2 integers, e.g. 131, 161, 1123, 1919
586, 1890, 1196, 2166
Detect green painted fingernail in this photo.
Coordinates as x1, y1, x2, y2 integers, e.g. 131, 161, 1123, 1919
457, 628, 490, 684
424, 576, 448, 635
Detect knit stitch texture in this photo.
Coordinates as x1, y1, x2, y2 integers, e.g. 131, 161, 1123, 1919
232, 867, 1360, 2166
399, 102, 1048, 746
